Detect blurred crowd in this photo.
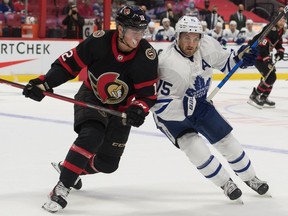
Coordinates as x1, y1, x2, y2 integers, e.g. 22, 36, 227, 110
1, 0, 288, 43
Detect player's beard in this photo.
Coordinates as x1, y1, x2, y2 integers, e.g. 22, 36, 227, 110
182, 45, 198, 57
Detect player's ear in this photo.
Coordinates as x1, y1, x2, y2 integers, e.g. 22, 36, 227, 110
117, 25, 124, 38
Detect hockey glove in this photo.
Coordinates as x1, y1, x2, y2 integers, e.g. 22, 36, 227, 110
263, 57, 273, 69
234, 45, 258, 69
235, 37, 245, 45
23, 77, 53, 102
275, 50, 284, 61
125, 106, 147, 127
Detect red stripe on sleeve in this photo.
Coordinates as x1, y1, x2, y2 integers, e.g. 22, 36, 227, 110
62, 160, 83, 175
58, 56, 74, 75
131, 100, 150, 113
145, 94, 157, 100
72, 47, 86, 68
134, 79, 157, 89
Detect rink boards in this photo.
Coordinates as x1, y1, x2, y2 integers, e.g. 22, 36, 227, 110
0, 39, 287, 82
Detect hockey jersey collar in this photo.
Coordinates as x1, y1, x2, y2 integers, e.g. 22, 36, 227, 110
174, 44, 194, 62
112, 32, 139, 62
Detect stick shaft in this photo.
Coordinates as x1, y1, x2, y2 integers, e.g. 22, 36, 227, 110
0, 78, 127, 119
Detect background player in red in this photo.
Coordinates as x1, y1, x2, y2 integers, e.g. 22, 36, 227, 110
23, 5, 158, 213
247, 16, 286, 109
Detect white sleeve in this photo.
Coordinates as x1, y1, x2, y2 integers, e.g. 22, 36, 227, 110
200, 35, 237, 74
152, 67, 188, 121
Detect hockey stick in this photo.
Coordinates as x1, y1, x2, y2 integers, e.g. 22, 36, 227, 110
0, 78, 127, 119
263, 57, 279, 81
207, 5, 288, 101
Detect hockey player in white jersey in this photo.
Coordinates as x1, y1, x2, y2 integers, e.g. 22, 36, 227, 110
152, 16, 269, 202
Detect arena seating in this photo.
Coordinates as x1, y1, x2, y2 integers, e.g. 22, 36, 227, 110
196, 0, 268, 23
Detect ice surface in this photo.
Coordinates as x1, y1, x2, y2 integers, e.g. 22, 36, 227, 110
0, 80, 287, 216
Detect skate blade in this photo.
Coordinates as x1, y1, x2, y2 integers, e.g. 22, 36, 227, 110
42, 200, 63, 213
233, 197, 244, 205
51, 162, 61, 174
247, 100, 263, 109
261, 192, 272, 198
262, 105, 275, 109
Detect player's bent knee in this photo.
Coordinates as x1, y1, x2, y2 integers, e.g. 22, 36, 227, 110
178, 132, 212, 166
93, 153, 120, 173
213, 133, 243, 161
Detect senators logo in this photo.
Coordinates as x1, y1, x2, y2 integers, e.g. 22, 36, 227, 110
145, 47, 156, 60
93, 30, 105, 38
88, 71, 128, 104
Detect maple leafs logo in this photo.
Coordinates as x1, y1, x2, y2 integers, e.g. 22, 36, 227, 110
185, 76, 211, 99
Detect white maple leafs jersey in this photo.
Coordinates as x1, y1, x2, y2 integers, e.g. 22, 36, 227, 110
152, 34, 238, 121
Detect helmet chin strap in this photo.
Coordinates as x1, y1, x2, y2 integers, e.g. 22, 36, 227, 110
119, 27, 134, 49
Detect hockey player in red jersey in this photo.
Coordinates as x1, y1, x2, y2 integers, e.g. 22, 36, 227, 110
247, 16, 286, 109
23, 5, 158, 213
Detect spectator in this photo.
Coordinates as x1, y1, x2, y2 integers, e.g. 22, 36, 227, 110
208, 22, 223, 44
140, 5, 151, 23
78, 0, 94, 18
0, 0, 15, 14
230, 4, 247, 30
62, 0, 75, 15
159, 2, 178, 28
153, 0, 166, 20
201, 20, 210, 34
185, 0, 199, 19
155, 18, 175, 41
205, 5, 224, 30
245, 19, 258, 40
62, 4, 85, 39
93, 1, 103, 30
235, 28, 246, 45
199, 0, 211, 21
13, 0, 29, 13
222, 20, 239, 45
143, 21, 157, 41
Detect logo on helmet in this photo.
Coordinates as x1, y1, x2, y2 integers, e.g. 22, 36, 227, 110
123, 8, 130, 15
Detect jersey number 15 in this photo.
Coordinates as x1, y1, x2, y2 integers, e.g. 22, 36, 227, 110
157, 80, 173, 96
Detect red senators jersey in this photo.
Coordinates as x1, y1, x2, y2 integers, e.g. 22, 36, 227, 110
43, 30, 158, 113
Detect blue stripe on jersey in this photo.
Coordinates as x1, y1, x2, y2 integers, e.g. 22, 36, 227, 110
205, 164, 222, 179
234, 160, 251, 173
197, 155, 214, 170
229, 151, 245, 164
220, 53, 232, 72
154, 99, 172, 114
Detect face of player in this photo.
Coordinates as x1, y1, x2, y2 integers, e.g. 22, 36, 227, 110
277, 17, 286, 29
178, 32, 200, 57
118, 25, 145, 51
